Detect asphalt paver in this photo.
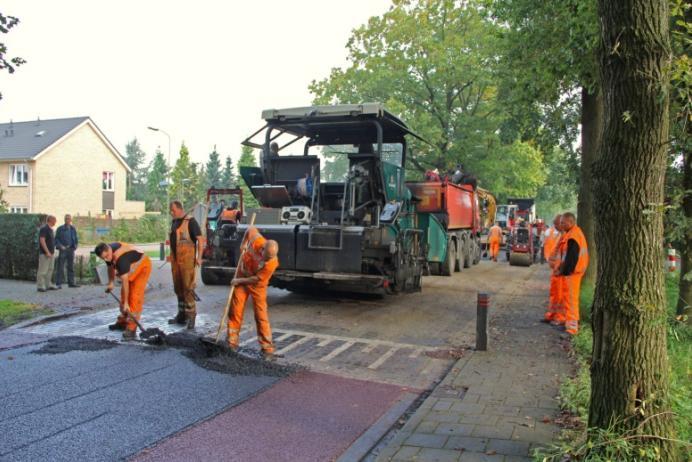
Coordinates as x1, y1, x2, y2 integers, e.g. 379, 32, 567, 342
132, 370, 411, 462
0, 337, 280, 461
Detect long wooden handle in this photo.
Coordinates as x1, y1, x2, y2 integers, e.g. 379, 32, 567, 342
215, 213, 257, 343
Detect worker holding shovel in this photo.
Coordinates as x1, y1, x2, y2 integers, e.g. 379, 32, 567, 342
94, 242, 152, 340
226, 226, 279, 360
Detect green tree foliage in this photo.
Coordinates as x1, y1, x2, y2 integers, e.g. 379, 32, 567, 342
309, 0, 545, 198
192, 162, 207, 205
124, 138, 147, 201
237, 145, 259, 208
145, 149, 169, 212
205, 146, 223, 189
536, 147, 579, 220
221, 155, 235, 187
170, 143, 197, 209
0, 181, 8, 212
0, 12, 26, 100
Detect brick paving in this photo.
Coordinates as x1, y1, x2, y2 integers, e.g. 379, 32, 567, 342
375, 266, 571, 462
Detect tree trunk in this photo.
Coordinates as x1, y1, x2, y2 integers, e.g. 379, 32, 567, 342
578, 88, 602, 286
677, 148, 692, 324
590, 0, 677, 459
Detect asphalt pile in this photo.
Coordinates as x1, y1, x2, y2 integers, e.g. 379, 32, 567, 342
31, 336, 119, 354
164, 332, 297, 378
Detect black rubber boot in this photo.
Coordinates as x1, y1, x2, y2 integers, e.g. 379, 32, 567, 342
168, 312, 186, 325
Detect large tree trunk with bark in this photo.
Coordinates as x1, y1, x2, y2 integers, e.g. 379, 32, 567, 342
578, 88, 602, 287
677, 149, 692, 323
590, 0, 677, 459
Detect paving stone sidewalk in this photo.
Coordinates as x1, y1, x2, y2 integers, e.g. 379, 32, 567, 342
376, 266, 571, 462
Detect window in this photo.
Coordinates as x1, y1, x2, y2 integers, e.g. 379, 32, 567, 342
102, 171, 114, 191
10, 207, 28, 213
9, 164, 29, 186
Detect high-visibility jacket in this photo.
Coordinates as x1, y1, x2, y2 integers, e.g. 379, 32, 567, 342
488, 225, 502, 242
561, 225, 589, 275
112, 242, 145, 279
220, 208, 241, 223
543, 227, 561, 262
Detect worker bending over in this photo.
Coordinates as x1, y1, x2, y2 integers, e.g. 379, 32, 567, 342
168, 201, 203, 329
487, 222, 503, 262
95, 242, 152, 340
227, 226, 279, 360
542, 214, 564, 324
557, 213, 589, 335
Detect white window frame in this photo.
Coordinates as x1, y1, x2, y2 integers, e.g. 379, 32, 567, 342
10, 206, 28, 214
102, 171, 115, 191
9, 164, 29, 186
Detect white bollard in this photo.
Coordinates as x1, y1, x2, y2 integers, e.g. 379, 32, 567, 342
667, 247, 677, 272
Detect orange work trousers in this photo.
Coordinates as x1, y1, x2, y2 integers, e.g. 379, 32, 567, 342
171, 246, 196, 319
115, 256, 152, 332
544, 274, 565, 322
227, 284, 274, 353
489, 237, 501, 260
562, 273, 583, 335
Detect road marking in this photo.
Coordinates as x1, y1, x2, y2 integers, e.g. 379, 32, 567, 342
275, 336, 310, 355
361, 343, 377, 353
368, 347, 399, 370
274, 332, 292, 342
239, 336, 257, 346
317, 338, 333, 347
320, 341, 354, 362
408, 349, 423, 359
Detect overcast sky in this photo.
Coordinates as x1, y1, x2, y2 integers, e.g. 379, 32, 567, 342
0, 0, 391, 167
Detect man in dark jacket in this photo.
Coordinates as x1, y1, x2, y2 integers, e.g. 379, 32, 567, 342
55, 214, 80, 288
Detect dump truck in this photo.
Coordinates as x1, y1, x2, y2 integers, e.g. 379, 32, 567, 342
407, 181, 489, 276
208, 103, 448, 295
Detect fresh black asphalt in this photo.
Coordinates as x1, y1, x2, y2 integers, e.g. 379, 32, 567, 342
0, 337, 280, 461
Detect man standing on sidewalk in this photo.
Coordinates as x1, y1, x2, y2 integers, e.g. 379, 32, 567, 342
558, 212, 589, 335
227, 226, 279, 360
168, 201, 203, 329
37, 215, 58, 292
55, 214, 80, 289
542, 214, 563, 324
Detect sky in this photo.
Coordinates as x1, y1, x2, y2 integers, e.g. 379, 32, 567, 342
0, 0, 391, 168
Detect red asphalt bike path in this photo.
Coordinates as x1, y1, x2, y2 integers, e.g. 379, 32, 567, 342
131, 371, 412, 462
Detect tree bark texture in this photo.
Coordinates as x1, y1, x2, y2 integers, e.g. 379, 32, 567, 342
591, 0, 677, 459
578, 88, 603, 287
677, 148, 692, 323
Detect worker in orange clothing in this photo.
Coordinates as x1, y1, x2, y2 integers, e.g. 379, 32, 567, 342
557, 213, 589, 335
168, 201, 204, 329
227, 226, 279, 360
95, 242, 152, 340
542, 214, 564, 324
487, 222, 503, 262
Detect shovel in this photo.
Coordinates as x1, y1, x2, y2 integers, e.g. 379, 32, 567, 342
107, 291, 166, 345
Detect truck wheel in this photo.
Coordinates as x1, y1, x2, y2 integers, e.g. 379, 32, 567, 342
454, 238, 463, 272
201, 267, 219, 285
473, 241, 481, 265
463, 238, 472, 268
442, 240, 456, 276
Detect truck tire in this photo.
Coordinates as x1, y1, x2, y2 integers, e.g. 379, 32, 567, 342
463, 238, 472, 268
201, 267, 220, 285
472, 240, 481, 265
442, 240, 456, 276
455, 237, 463, 272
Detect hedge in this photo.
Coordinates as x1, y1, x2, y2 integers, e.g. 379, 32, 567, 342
0, 213, 47, 280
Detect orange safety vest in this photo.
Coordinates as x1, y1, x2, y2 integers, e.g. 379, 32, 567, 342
220, 209, 241, 223
543, 227, 560, 262
112, 242, 145, 277
561, 225, 589, 275
488, 225, 502, 241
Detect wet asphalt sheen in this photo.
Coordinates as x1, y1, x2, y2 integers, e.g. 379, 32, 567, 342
0, 339, 278, 461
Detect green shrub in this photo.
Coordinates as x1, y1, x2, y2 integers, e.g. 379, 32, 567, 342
0, 213, 47, 280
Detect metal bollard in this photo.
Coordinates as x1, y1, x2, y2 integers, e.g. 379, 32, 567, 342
476, 292, 489, 351
159, 242, 165, 261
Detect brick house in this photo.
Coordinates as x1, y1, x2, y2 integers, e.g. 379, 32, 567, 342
0, 117, 145, 218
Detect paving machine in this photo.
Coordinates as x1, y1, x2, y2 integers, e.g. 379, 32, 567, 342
215, 103, 446, 294
200, 187, 244, 285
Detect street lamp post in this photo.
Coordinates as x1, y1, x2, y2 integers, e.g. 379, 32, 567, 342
148, 126, 172, 212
